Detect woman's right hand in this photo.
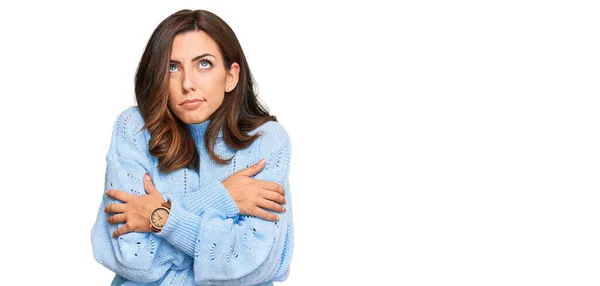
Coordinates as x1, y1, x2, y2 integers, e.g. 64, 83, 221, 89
222, 159, 286, 221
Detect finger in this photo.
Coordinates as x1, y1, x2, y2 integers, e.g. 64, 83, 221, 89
143, 173, 159, 195
112, 224, 131, 238
106, 189, 134, 203
262, 189, 286, 205
252, 207, 280, 222
235, 159, 266, 177
104, 203, 126, 214
106, 213, 126, 224
258, 199, 285, 213
261, 181, 285, 196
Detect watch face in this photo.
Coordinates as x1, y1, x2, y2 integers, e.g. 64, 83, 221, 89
151, 207, 169, 228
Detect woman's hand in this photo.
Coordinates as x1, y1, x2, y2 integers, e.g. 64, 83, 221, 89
105, 173, 164, 238
223, 159, 286, 221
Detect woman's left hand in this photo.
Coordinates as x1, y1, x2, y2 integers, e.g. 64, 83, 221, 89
105, 173, 164, 238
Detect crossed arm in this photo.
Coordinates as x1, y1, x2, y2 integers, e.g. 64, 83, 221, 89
104, 159, 285, 238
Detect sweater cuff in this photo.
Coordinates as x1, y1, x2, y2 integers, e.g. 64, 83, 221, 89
182, 180, 239, 217
156, 199, 200, 257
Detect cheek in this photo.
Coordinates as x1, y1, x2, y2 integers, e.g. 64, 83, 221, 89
168, 77, 180, 94
167, 78, 181, 110
167, 95, 176, 110
198, 75, 226, 100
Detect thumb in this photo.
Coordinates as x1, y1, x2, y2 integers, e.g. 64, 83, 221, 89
236, 159, 266, 177
143, 173, 159, 195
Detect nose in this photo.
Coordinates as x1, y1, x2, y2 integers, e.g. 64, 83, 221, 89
182, 70, 196, 92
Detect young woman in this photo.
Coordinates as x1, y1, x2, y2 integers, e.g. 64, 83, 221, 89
91, 9, 294, 286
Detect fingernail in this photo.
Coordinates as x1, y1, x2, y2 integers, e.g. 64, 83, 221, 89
145, 173, 151, 181
283, 207, 286, 212
258, 159, 266, 165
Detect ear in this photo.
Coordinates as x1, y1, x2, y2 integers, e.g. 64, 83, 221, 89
225, 62, 240, 92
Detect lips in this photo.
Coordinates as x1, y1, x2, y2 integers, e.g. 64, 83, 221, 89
180, 99, 203, 105
179, 99, 205, 109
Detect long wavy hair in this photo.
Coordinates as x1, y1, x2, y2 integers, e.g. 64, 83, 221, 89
134, 9, 276, 173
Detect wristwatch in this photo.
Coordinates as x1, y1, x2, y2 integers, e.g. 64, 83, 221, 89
150, 200, 171, 233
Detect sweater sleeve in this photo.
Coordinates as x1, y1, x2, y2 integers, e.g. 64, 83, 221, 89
91, 107, 191, 282
156, 122, 293, 285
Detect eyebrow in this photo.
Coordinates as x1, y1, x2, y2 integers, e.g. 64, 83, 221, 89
170, 53, 216, 64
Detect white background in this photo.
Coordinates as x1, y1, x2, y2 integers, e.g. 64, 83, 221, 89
0, 1, 599, 285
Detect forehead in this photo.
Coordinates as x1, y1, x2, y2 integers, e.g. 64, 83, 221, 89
170, 30, 221, 59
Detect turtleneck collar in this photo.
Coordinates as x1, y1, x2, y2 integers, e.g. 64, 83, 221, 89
187, 120, 223, 144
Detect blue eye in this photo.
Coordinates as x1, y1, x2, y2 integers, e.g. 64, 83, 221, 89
199, 60, 212, 69
169, 64, 178, 73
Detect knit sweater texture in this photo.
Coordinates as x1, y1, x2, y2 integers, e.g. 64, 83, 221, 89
91, 107, 294, 285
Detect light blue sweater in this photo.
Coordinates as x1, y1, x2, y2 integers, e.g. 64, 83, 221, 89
91, 107, 294, 285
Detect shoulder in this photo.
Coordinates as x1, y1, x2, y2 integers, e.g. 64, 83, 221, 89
111, 106, 146, 138
108, 106, 150, 157
251, 121, 291, 155
253, 120, 290, 144
112, 106, 145, 131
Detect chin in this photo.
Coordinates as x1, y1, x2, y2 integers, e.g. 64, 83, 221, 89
178, 111, 208, 124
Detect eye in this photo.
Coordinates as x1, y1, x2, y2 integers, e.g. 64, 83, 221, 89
169, 64, 179, 73
198, 59, 212, 69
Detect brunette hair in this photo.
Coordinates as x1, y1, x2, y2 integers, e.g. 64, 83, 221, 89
134, 9, 276, 173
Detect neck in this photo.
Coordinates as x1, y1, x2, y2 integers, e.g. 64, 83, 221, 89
187, 120, 210, 143
187, 120, 224, 144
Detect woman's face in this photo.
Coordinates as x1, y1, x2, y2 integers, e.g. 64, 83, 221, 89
167, 30, 239, 124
